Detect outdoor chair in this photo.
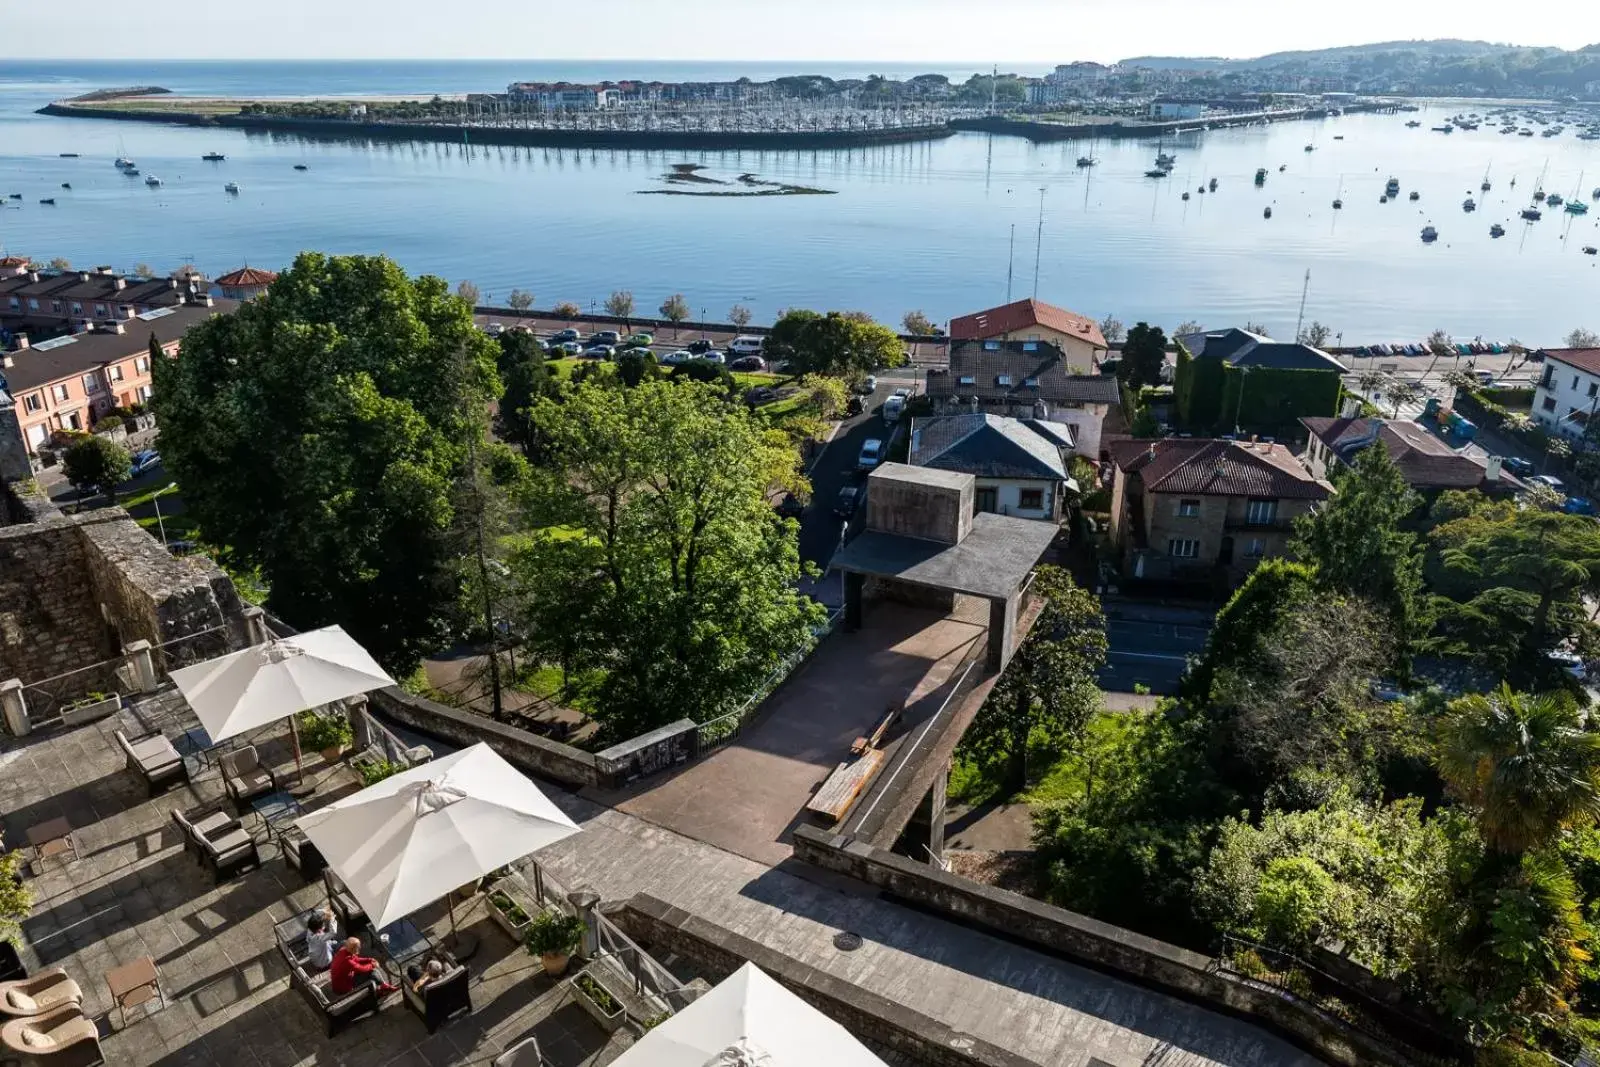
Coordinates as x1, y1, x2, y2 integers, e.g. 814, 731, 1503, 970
492, 1037, 546, 1067
324, 869, 367, 930
0, 1004, 103, 1066
171, 808, 260, 883
0, 970, 82, 1018
401, 961, 471, 1033
274, 923, 381, 1038
169, 805, 234, 862
113, 729, 187, 795
219, 745, 279, 809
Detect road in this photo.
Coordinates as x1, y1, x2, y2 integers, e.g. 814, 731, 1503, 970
1097, 604, 1214, 696
796, 380, 897, 574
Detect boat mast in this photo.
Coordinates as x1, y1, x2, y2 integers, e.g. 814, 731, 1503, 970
1006, 224, 1015, 303
1032, 187, 1047, 299
1294, 269, 1311, 342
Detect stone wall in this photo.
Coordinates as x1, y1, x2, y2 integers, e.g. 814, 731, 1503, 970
0, 517, 116, 686
792, 825, 1417, 1067
0, 394, 31, 486
612, 894, 1034, 1067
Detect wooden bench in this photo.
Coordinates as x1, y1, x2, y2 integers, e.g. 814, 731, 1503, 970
806, 749, 886, 824
851, 701, 903, 756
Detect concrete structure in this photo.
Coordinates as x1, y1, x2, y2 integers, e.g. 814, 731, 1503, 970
925, 339, 1124, 457
831, 464, 1056, 672
1148, 97, 1209, 119
948, 298, 1109, 368
0, 297, 232, 454
1107, 437, 1332, 587
1532, 347, 1600, 439
1301, 415, 1524, 494
908, 413, 1075, 521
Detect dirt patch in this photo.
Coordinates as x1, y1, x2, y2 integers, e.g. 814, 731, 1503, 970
945, 849, 1040, 895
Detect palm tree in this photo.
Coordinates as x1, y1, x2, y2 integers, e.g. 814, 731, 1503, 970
1437, 685, 1600, 853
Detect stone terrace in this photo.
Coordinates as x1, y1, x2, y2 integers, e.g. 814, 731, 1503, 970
0, 691, 630, 1067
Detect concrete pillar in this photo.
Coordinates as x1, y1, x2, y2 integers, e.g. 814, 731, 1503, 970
241, 606, 270, 645
927, 758, 950, 866
987, 594, 1018, 672
123, 639, 158, 692
1, 679, 30, 738
844, 572, 865, 631
344, 694, 373, 753
567, 888, 602, 958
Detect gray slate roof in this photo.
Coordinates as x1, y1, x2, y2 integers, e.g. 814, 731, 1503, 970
1178, 328, 1347, 373
908, 414, 1069, 481
0, 300, 234, 394
831, 511, 1060, 599
927, 339, 1122, 407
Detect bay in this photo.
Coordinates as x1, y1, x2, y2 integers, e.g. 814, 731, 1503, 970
2, 60, 1598, 342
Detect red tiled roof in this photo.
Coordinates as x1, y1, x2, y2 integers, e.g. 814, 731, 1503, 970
214, 266, 277, 287
1110, 438, 1332, 500
1540, 348, 1600, 376
949, 299, 1108, 349
0, 256, 30, 269
1301, 416, 1515, 490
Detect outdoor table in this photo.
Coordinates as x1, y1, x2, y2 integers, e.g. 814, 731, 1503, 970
174, 726, 215, 775
250, 790, 304, 850
25, 816, 77, 873
105, 955, 164, 1028
370, 916, 432, 969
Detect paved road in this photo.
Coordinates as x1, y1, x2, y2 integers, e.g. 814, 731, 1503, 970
796, 381, 898, 571
1098, 605, 1214, 696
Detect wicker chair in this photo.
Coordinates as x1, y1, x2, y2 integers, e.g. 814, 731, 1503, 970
219, 745, 279, 809
0, 970, 82, 1019
0, 1004, 103, 1066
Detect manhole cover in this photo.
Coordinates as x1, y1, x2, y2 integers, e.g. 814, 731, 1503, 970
833, 931, 863, 951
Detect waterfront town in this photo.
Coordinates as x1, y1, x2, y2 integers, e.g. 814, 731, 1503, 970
5, 237, 1600, 1067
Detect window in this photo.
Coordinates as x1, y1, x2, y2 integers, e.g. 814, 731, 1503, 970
983, 340, 1000, 351
26, 298, 38, 311
135, 356, 150, 373
109, 365, 124, 382
23, 393, 42, 413
1542, 367, 1555, 388
81, 374, 100, 393
65, 411, 81, 431
49, 300, 61, 313
1027, 333, 1040, 341
1023, 376, 1039, 387
996, 375, 1012, 386
1588, 383, 1597, 399
1177, 498, 1201, 517
1019, 488, 1044, 510
50, 384, 69, 402
1245, 539, 1266, 559
1022, 341, 1038, 352
138, 384, 153, 401
1168, 538, 1200, 559
94, 303, 107, 318
1574, 376, 1581, 390
1245, 499, 1278, 525
1544, 396, 1559, 412
6, 297, 17, 310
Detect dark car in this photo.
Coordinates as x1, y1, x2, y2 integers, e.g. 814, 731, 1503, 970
1502, 456, 1535, 477
729, 355, 766, 371
834, 486, 862, 518
587, 330, 621, 347
774, 493, 805, 519
687, 339, 714, 355
550, 328, 580, 344
125, 449, 161, 480
846, 395, 865, 416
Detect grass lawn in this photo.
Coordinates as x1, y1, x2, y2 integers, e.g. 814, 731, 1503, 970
516, 665, 606, 717
117, 482, 179, 511
134, 512, 198, 543
948, 711, 1142, 808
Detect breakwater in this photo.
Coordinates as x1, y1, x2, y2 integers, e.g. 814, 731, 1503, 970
38, 103, 957, 151
951, 102, 1399, 142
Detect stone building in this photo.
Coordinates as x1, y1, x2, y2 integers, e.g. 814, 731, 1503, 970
948, 298, 1109, 369
1107, 437, 1332, 588
1300, 415, 1524, 496
907, 413, 1075, 521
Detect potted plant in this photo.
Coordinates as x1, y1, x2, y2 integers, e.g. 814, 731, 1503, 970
61, 691, 120, 727
525, 910, 584, 977
487, 888, 534, 939
569, 968, 626, 1033
0, 851, 33, 980
298, 710, 354, 763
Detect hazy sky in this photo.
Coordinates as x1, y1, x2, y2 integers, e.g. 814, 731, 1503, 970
8, 0, 1599, 64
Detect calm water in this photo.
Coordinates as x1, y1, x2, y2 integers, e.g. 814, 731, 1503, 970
2, 61, 1599, 342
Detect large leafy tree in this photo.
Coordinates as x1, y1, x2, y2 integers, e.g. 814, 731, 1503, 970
63, 435, 131, 498
964, 567, 1107, 793
1119, 322, 1167, 391
517, 378, 825, 737
152, 252, 498, 672
496, 328, 555, 456
1290, 443, 1427, 660
764, 309, 904, 377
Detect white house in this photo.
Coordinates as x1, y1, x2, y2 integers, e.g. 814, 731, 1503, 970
907, 414, 1077, 522
1148, 98, 1208, 120
1532, 347, 1600, 439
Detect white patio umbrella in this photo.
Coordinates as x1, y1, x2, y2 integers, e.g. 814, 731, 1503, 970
168, 624, 395, 781
609, 962, 888, 1067
295, 742, 580, 952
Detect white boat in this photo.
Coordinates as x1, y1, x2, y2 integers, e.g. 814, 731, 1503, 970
224, 182, 241, 194
114, 157, 135, 169
144, 175, 162, 186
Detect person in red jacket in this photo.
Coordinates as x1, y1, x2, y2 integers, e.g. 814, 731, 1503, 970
329, 937, 398, 997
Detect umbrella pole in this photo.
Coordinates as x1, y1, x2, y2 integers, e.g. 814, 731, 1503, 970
287, 713, 312, 797
444, 889, 480, 962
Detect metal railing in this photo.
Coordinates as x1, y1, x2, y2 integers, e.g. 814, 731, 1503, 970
348, 701, 424, 770
593, 910, 693, 1013
154, 623, 235, 675
18, 656, 136, 729
695, 606, 843, 752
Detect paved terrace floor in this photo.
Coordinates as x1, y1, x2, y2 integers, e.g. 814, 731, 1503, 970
587, 599, 990, 866
0, 693, 628, 1067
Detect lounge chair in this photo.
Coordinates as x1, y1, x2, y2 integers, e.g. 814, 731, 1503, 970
0, 970, 82, 1018
401, 961, 471, 1033
493, 1037, 546, 1067
324, 870, 367, 930
171, 808, 260, 883
219, 745, 279, 809
113, 729, 188, 794
0, 1004, 103, 1066
274, 920, 381, 1037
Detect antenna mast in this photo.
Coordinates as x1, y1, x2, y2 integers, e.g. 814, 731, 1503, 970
1006, 224, 1015, 302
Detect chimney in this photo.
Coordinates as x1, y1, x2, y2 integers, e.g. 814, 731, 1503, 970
13, 334, 28, 351
118, 305, 135, 320
96, 265, 114, 275
109, 322, 126, 335
168, 278, 178, 289
2, 355, 12, 369
77, 271, 89, 282
1249, 434, 1258, 443
1340, 397, 1361, 418
27, 272, 39, 283
1485, 455, 1504, 483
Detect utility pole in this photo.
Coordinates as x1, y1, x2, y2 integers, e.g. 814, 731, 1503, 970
1032, 186, 1047, 300
1293, 268, 1311, 342
1005, 224, 1015, 303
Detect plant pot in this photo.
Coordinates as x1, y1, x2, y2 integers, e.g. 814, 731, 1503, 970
488, 895, 533, 941
540, 951, 570, 977
569, 971, 625, 1032
319, 745, 346, 763
61, 695, 120, 728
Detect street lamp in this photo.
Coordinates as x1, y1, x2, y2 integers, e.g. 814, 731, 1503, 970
151, 482, 179, 546
1233, 366, 1253, 436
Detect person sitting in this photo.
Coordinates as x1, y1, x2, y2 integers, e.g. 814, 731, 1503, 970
330, 936, 397, 997
304, 907, 338, 971
405, 957, 446, 993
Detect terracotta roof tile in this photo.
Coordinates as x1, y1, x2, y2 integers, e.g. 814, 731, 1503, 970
1539, 348, 1600, 376
1301, 416, 1522, 491
949, 299, 1108, 349
1110, 437, 1331, 500
214, 266, 278, 288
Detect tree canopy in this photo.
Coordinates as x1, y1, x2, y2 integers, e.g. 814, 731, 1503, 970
63, 435, 130, 497
152, 252, 498, 672
1119, 322, 1167, 391
764, 309, 905, 377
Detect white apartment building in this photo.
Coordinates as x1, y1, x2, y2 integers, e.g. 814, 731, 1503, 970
1532, 348, 1600, 439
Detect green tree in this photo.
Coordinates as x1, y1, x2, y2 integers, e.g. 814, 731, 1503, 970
764, 310, 904, 378
506, 288, 535, 315
152, 252, 498, 673
1387, 380, 1423, 418
964, 567, 1106, 793
902, 310, 935, 335
728, 304, 753, 329
552, 301, 581, 319
520, 378, 825, 737
659, 293, 690, 336
615, 348, 659, 388
47, 257, 69, 270
496, 328, 554, 455
456, 279, 481, 306
604, 289, 635, 326
1565, 328, 1599, 349
63, 435, 131, 499
1098, 314, 1125, 344
133, 262, 155, 279
1438, 686, 1600, 855
1299, 320, 1335, 348
1290, 443, 1426, 658
1119, 322, 1167, 391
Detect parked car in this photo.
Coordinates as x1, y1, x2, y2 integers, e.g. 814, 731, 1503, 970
660, 350, 694, 365
687, 339, 714, 355
1564, 496, 1595, 516
483, 321, 505, 337
1502, 456, 1535, 477
882, 395, 906, 424
127, 450, 161, 478
582, 344, 615, 360
624, 332, 655, 348
846, 395, 865, 417
1549, 650, 1588, 681
858, 439, 884, 470
588, 330, 621, 347
892, 386, 911, 400
729, 355, 766, 371
834, 486, 862, 517
167, 540, 198, 556
553, 341, 583, 356
1473, 370, 1495, 386
550, 328, 580, 344
774, 493, 806, 519
856, 375, 878, 395
697, 350, 726, 365
1531, 474, 1565, 492
728, 335, 765, 357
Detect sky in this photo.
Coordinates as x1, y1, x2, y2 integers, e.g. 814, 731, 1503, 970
6, 0, 1600, 64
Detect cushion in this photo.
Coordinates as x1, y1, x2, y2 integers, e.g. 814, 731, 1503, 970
208, 829, 253, 853
19, 1027, 53, 1049
129, 736, 178, 764
5, 990, 36, 1012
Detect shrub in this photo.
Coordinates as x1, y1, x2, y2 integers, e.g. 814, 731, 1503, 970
0, 851, 33, 946
298, 710, 353, 752
525, 910, 584, 957
358, 758, 402, 785
1254, 856, 1335, 946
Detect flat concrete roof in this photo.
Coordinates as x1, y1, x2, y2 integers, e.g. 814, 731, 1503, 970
832, 511, 1058, 599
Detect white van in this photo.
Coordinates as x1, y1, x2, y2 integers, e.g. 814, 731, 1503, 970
882, 395, 906, 424
728, 335, 765, 357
